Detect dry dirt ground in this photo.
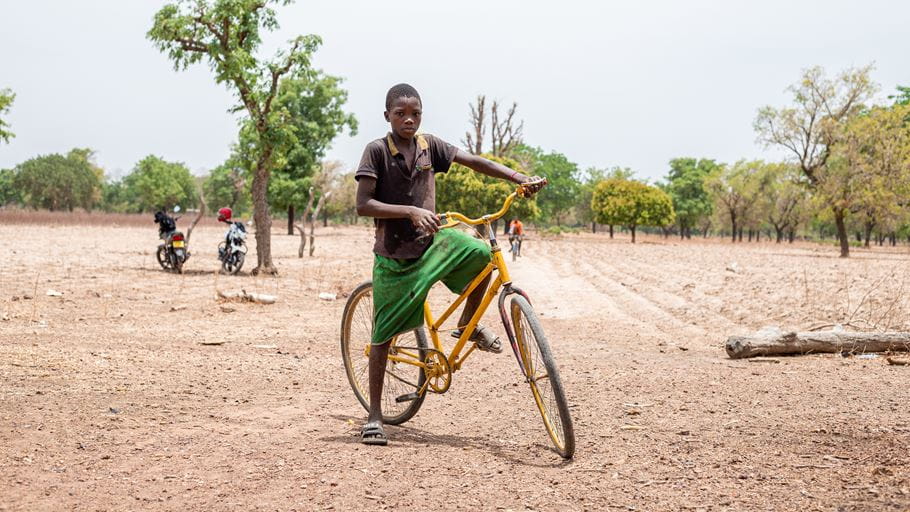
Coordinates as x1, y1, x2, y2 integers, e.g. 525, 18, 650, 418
1, 219, 909, 511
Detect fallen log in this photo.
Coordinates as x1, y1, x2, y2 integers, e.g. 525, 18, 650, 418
725, 326, 910, 359
216, 289, 277, 305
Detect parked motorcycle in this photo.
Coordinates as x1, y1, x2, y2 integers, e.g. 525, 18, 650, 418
217, 207, 247, 274
154, 206, 189, 273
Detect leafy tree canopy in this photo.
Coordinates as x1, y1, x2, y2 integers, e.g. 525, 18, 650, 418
436, 153, 540, 223
203, 158, 250, 216
591, 179, 675, 242
122, 155, 198, 212
664, 158, 719, 233
0, 88, 14, 144
890, 85, 910, 106
229, 73, 357, 214
512, 144, 580, 225
0, 168, 19, 205
13, 149, 102, 211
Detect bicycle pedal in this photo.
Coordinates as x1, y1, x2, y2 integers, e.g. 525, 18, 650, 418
395, 392, 419, 403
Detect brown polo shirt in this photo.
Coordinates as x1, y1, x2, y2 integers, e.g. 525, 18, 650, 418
356, 133, 458, 259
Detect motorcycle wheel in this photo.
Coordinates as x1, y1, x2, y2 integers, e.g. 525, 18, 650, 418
222, 251, 244, 275
169, 251, 183, 274
156, 245, 171, 270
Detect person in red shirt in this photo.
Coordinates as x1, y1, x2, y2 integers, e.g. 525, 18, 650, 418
508, 218, 525, 256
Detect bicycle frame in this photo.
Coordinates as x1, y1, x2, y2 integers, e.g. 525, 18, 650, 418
383, 186, 538, 387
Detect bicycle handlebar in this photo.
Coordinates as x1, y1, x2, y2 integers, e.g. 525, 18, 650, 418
437, 177, 547, 229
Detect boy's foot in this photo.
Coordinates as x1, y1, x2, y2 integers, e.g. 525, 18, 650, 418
451, 325, 502, 353
361, 421, 388, 446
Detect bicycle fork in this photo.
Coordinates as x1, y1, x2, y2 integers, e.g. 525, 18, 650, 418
497, 284, 533, 380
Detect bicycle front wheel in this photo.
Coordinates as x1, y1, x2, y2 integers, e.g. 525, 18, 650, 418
511, 295, 575, 458
341, 281, 427, 425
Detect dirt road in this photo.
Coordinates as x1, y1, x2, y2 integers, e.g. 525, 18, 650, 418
1, 223, 908, 511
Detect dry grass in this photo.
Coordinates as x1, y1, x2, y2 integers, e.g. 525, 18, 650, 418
0, 207, 221, 228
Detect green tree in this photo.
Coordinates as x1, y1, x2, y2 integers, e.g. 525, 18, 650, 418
576, 166, 633, 235
756, 163, 808, 243
233, 74, 357, 234
0, 89, 14, 144
823, 104, 910, 247
0, 168, 19, 205
325, 171, 358, 224
664, 158, 718, 239
122, 155, 198, 212
755, 65, 877, 256
512, 144, 580, 226
149, 0, 324, 274
890, 85, 910, 106
203, 158, 250, 216
591, 179, 675, 243
436, 153, 540, 231
705, 160, 766, 242
100, 180, 131, 213
13, 149, 102, 211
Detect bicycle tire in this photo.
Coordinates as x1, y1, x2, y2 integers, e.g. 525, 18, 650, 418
510, 295, 575, 458
341, 281, 427, 425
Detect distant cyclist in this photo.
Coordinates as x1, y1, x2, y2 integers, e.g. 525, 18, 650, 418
508, 218, 525, 257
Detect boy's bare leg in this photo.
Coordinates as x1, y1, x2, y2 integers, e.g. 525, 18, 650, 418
363, 341, 391, 444
458, 273, 491, 330
367, 341, 391, 424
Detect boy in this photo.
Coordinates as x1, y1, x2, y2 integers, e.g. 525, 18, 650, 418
355, 83, 544, 445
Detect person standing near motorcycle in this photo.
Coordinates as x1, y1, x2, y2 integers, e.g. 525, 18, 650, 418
217, 207, 248, 274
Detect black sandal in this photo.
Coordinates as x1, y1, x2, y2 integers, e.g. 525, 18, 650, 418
451, 325, 503, 353
361, 421, 388, 446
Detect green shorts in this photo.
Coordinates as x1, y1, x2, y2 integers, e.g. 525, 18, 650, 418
371, 229, 490, 345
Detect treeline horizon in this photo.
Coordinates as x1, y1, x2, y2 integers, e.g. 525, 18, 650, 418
2, 66, 908, 259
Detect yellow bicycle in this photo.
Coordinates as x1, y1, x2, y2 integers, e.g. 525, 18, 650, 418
341, 184, 575, 458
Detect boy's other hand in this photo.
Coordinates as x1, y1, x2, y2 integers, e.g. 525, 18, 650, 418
408, 206, 441, 235
518, 176, 547, 197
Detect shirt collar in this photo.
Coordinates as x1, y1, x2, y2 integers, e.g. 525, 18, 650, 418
386, 132, 428, 157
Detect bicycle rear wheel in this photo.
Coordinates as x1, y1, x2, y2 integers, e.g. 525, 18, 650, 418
341, 281, 427, 425
511, 295, 575, 458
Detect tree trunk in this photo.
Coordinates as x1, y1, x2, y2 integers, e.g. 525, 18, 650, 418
185, 190, 207, 245
833, 208, 849, 258
748, 230, 753, 242
251, 157, 276, 274
863, 221, 873, 248
788, 229, 795, 243
609, 225, 614, 239
630, 225, 637, 243
730, 213, 737, 243
591, 222, 596, 234
891, 232, 897, 247
296, 188, 316, 258
287, 205, 294, 235
309, 192, 330, 257
738, 227, 743, 242
725, 327, 910, 359
323, 208, 328, 228
774, 226, 783, 243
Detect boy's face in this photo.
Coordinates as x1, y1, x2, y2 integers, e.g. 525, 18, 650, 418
384, 96, 422, 140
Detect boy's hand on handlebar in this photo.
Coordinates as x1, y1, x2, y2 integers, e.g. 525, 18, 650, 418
408, 206, 441, 234
518, 175, 547, 197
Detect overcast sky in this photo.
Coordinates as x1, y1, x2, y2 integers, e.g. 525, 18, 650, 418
1, 1, 906, 181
